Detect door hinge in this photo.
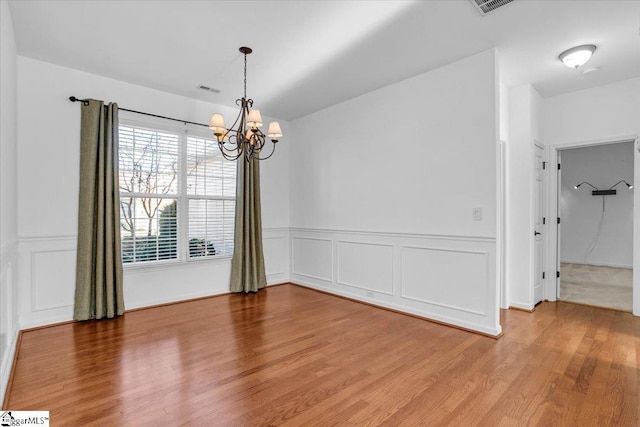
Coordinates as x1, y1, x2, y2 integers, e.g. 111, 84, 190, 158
543, 217, 546, 225
543, 161, 547, 170
542, 272, 546, 279
557, 163, 561, 170
556, 271, 560, 278
557, 217, 561, 224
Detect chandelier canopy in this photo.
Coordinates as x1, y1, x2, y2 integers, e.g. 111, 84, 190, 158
209, 47, 282, 162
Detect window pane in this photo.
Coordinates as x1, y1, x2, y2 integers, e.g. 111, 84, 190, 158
186, 136, 236, 197
119, 126, 179, 196
120, 197, 178, 263
118, 124, 236, 266
188, 199, 235, 258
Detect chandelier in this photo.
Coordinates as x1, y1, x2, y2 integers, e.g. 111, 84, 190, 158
209, 47, 282, 162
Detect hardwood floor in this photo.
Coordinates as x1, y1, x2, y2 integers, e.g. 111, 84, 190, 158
4, 284, 640, 426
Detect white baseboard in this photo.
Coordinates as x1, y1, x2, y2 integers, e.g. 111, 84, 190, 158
1, 328, 19, 406
291, 279, 502, 337
560, 259, 632, 270
509, 301, 535, 312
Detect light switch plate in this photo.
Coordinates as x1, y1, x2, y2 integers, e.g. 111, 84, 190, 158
472, 207, 482, 221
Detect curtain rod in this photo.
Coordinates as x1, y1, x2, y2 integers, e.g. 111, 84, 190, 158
68, 96, 210, 128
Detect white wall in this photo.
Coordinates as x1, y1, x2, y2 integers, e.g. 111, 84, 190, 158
506, 84, 543, 310
16, 57, 291, 328
0, 0, 20, 404
289, 50, 501, 336
544, 77, 640, 314
560, 142, 633, 268
545, 78, 640, 144
499, 83, 509, 142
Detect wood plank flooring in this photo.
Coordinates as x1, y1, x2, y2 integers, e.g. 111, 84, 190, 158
4, 284, 640, 426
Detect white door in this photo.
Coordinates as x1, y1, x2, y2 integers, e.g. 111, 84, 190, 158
534, 144, 546, 305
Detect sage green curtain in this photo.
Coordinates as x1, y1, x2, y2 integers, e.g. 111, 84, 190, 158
230, 158, 267, 293
74, 99, 125, 320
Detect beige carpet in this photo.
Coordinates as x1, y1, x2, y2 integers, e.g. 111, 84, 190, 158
559, 263, 633, 312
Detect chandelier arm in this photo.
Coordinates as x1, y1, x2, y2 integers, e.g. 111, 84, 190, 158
253, 141, 277, 161
218, 133, 240, 151
218, 142, 242, 159
218, 144, 242, 161
219, 141, 240, 150
218, 134, 243, 161
233, 97, 254, 108
244, 143, 255, 162
249, 130, 266, 152
220, 98, 248, 143
241, 99, 250, 130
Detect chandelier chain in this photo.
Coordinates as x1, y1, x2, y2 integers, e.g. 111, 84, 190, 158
243, 52, 247, 99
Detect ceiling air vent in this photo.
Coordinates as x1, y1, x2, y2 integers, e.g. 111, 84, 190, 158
470, 0, 515, 16
197, 84, 221, 94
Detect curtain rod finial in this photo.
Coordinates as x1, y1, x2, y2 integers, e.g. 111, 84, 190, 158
69, 96, 89, 106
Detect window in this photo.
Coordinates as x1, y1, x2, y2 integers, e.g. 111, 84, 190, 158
118, 123, 236, 264
186, 135, 236, 257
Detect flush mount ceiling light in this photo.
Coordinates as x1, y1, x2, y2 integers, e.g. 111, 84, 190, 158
558, 44, 596, 69
209, 47, 283, 162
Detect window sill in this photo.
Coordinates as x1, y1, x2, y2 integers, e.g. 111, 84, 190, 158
123, 254, 233, 272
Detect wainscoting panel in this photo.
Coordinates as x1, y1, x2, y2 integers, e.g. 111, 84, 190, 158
19, 236, 76, 328
18, 228, 291, 329
1, 241, 19, 403
264, 237, 286, 275
290, 228, 500, 336
292, 236, 333, 282
401, 246, 488, 315
263, 228, 290, 284
337, 241, 393, 295
32, 249, 76, 311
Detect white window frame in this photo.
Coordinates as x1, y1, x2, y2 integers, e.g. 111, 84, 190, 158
119, 114, 236, 269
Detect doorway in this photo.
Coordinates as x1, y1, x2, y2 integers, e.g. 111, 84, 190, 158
556, 141, 634, 311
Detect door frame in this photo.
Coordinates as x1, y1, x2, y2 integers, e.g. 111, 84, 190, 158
499, 140, 507, 309
546, 134, 639, 316
533, 142, 547, 305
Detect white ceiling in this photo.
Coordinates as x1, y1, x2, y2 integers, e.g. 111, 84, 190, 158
8, 0, 640, 121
